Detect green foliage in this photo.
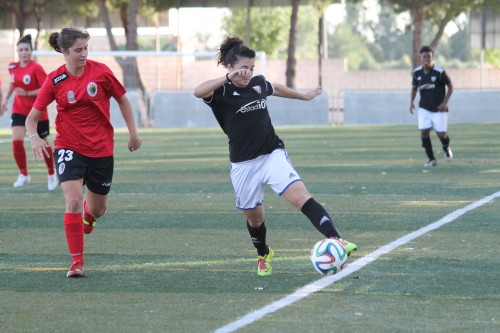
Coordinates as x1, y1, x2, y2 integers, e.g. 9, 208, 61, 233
221, 5, 322, 60
329, 23, 380, 70
328, 2, 379, 70
222, 7, 291, 59
485, 49, 500, 68
327, 0, 499, 70
294, 6, 320, 60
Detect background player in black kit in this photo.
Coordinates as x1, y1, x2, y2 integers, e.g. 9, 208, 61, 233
410, 45, 454, 167
194, 36, 356, 277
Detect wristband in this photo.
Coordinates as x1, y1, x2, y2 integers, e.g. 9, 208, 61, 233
29, 133, 39, 141
26, 91, 28, 97
226, 73, 232, 83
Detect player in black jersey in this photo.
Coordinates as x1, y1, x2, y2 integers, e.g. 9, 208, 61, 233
194, 36, 357, 276
410, 45, 454, 167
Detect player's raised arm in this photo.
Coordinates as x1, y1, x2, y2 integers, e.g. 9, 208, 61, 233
272, 83, 322, 101
193, 76, 227, 99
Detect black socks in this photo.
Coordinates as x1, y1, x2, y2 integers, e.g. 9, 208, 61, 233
421, 137, 435, 160
301, 198, 340, 238
247, 221, 269, 256
439, 135, 450, 150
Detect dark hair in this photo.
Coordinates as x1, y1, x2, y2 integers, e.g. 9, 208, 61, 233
419, 45, 434, 55
17, 34, 33, 49
217, 36, 256, 67
48, 27, 90, 53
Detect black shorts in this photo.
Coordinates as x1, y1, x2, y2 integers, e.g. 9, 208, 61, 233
11, 114, 50, 139
55, 148, 114, 195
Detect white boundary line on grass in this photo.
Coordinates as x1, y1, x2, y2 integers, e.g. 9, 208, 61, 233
214, 190, 500, 333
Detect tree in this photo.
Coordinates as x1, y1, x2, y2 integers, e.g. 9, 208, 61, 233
64, 0, 178, 126
364, 4, 413, 68
96, 0, 144, 92
0, 0, 53, 48
382, 0, 484, 66
328, 1, 378, 70
222, 6, 290, 59
310, 0, 341, 86
286, 0, 300, 88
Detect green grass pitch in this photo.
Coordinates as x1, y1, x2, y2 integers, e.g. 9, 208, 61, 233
0, 124, 499, 332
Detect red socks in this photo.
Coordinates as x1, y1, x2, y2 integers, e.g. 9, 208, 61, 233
64, 213, 84, 264
13, 139, 55, 175
44, 145, 55, 175
12, 140, 28, 176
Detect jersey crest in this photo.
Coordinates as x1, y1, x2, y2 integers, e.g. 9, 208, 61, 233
252, 85, 262, 94
23, 74, 31, 85
67, 91, 76, 104
87, 82, 98, 97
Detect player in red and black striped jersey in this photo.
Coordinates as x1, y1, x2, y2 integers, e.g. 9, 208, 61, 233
410, 45, 454, 167
194, 36, 357, 276
26, 28, 142, 278
0, 34, 56, 190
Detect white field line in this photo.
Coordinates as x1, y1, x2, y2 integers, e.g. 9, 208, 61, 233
214, 190, 500, 333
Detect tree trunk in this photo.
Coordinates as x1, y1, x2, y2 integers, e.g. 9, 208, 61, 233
286, 0, 300, 88
411, 5, 424, 67
97, 0, 144, 92
13, 0, 27, 38
430, 10, 457, 50
245, 0, 252, 45
318, 12, 325, 87
98, 0, 149, 126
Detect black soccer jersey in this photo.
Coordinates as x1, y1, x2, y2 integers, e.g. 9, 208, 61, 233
412, 65, 450, 112
204, 75, 284, 163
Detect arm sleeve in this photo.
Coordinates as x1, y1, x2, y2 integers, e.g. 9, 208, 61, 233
411, 71, 417, 87
103, 65, 126, 99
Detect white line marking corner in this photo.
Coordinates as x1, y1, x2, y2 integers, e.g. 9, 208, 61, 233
214, 190, 500, 333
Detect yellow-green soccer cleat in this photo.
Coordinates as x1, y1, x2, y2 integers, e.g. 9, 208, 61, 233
334, 237, 358, 256
257, 247, 274, 277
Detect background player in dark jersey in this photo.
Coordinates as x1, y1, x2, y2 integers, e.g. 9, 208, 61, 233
26, 28, 142, 278
410, 45, 454, 167
194, 36, 357, 277
1, 34, 57, 190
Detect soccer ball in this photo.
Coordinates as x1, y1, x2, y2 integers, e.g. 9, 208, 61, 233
310, 238, 348, 275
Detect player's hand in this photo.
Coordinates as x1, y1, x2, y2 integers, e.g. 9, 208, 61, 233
13, 87, 27, 96
410, 104, 415, 114
1, 102, 8, 115
128, 135, 143, 152
437, 103, 447, 112
303, 87, 322, 101
228, 69, 252, 80
30, 136, 51, 161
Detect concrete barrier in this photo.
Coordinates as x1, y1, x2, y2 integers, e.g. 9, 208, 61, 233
152, 91, 219, 128
4, 89, 495, 130
151, 90, 329, 128
344, 90, 500, 125
109, 89, 142, 129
